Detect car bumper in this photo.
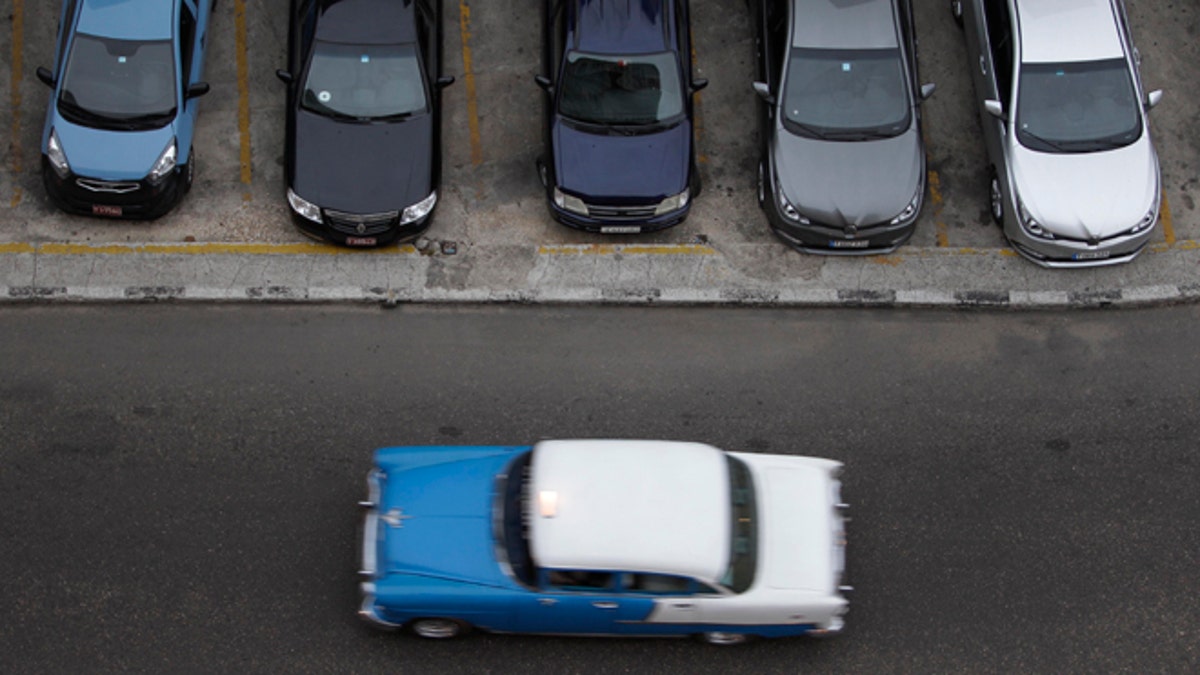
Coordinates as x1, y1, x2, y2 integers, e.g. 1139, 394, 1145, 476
42, 157, 185, 220
1005, 225, 1154, 269
546, 197, 690, 234
358, 469, 402, 630
761, 187, 916, 255
290, 211, 432, 248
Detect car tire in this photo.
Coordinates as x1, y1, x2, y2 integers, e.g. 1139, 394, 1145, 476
988, 168, 1004, 226
756, 162, 766, 209
410, 618, 467, 639
183, 146, 195, 193
701, 631, 749, 646
951, 1, 963, 27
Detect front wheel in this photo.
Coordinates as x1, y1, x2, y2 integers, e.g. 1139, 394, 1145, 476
756, 161, 766, 208
701, 631, 749, 646
951, 1, 963, 27
410, 618, 467, 639
988, 168, 1004, 226
182, 146, 196, 193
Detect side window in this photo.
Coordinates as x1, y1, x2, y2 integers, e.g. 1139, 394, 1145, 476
415, 0, 434, 78
553, 0, 567, 76
674, 0, 690, 80
56, 0, 79, 71
621, 573, 693, 595
766, 0, 787, 88
179, 2, 198, 87
545, 570, 615, 591
982, 0, 1013, 104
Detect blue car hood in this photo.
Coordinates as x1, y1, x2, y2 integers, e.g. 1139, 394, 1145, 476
292, 110, 433, 214
553, 120, 690, 202
53, 118, 175, 181
377, 451, 518, 586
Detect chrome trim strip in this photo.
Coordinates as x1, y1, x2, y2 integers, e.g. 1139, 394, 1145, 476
76, 179, 139, 194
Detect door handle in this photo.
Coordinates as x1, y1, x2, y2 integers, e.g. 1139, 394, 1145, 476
672, 603, 695, 609
592, 601, 618, 609
979, 55, 987, 76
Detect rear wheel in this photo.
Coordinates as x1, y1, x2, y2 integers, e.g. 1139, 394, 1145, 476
410, 618, 466, 639
702, 631, 749, 646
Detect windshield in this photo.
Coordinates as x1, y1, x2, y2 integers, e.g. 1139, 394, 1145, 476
721, 456, 757, 593
58, 34, 176, 131
302, 42, 428, 121
558, 51, 684, 126
1016, 58, 1142, 153
782, 47, 910, 140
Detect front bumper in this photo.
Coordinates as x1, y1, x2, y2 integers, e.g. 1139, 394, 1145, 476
1005, 224, 1154, 269
358, 469, 402, 630
761, 183, 917, 256
545, 191, 691, 234
291, 208, 433, 248
42, 157, 186, 220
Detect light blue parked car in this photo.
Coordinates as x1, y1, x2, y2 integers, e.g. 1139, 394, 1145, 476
36, 0, 214, 219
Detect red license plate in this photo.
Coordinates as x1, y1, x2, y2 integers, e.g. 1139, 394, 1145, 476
92, 204, 123, 217
345, 236, 377, 247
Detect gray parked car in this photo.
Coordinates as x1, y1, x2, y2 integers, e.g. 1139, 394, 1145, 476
753, 0, 935, 254
952, 0, 1163, 268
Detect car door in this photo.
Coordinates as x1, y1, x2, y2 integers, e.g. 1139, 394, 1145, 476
518, 570, 651, 635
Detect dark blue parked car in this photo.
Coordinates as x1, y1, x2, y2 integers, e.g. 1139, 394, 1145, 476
535, 0, 707, 234
36, 0, 213, 219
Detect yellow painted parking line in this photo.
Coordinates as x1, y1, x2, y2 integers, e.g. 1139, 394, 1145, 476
928, 169, 947, 247
1160, 188, 1175, 246
0, 243, 37, 254
539, 244, 717, 256
24, 242, 418, 256
234, 0, 253, 200
458, 1, 482, 167
9, 0, 24, 208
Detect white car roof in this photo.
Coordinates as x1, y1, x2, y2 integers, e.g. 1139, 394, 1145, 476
791, 0, 899, 51
1017, 0, 1125, 64
529, 440, 731, 583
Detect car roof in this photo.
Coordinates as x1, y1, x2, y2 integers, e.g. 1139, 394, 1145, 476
77, 0, 176, 42
1017, 0, 1125, 63
316, 0, 417, 44
529, 440, 731, 583
573, 0, 671, 55
791, 0, 899, 50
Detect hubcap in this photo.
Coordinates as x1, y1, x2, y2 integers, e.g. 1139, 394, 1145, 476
412, 619, 460, 639
757, 163, 765, 205
990, 177, 1003, 222
704, 631, 748, 646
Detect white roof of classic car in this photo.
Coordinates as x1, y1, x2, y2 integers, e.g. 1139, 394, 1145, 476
528, 440, 732, 583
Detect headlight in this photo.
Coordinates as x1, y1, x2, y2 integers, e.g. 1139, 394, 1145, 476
147, 140, 177, 185
775, 180, 809, 224
889, 192, 921, 225
553, 187, 587, 215
654, 188, 690, 216
47, 129, 71, 179
1127, 206, 1157, 235
1017, 199, 1055, 240
401, 191, 437, 225
287, 188, 323, 223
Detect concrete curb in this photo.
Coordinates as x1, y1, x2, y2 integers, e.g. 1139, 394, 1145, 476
2, 240, 1198, 309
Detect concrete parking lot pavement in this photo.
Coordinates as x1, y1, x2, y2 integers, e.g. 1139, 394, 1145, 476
1, 1, 1198, 306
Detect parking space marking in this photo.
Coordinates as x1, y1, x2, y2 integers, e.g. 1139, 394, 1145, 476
458, 1, 482, 167
19, 242, 418, 256
539, 244, 717, 256
235, 0, 252, 199
928, 169, 947, 247
1160, 188, 1175, 246
9, 0, 25, 207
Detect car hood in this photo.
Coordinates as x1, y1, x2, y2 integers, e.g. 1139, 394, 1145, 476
553, 120, 690, 201
292, 110, 433, 213
733, 453, 843, 594
377, 451, 514, 586
1011, 135, 1159, 240
773, 127, 923, 228
53, 118, 176, 181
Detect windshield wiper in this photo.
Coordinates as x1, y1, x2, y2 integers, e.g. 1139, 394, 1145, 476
786, 119, 829, 140
1018, 128, 1071, 152
57, 96, 119, 128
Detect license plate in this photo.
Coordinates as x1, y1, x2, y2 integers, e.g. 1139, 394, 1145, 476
92, 204, 122, 217
601, 226, 641, 234
829, 239, 869, 249
1073, 250, 1111, 261
345, 236, 377, 246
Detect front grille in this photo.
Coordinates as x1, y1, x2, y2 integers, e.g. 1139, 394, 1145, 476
76, 178, 140, 194
586, 203, 657, 220
324, 209, 400, 236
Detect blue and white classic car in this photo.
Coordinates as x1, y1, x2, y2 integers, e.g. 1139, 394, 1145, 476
358, 440, 850, 645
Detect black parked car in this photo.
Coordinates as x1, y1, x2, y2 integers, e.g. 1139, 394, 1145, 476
536, 0, 707, 234
277, 0, 453, 247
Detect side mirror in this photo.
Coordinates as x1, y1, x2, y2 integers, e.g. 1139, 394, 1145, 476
36, 66, 56, 88
275, 69, 293, 85
436, 75, 455, 88
1145, 89, 1163, 110
691, 78, 708, 92
186, 82, 210, 99
984, 99, 1005, 120
919, 83, 936, 101
752, 81, 774, 104
534, 75, 553, 93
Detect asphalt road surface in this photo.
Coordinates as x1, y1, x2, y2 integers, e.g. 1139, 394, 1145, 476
2, 305, 1198, 673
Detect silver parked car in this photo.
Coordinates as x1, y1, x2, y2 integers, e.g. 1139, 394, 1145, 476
753, 0, 935, 254
952, 0, 1163, 267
